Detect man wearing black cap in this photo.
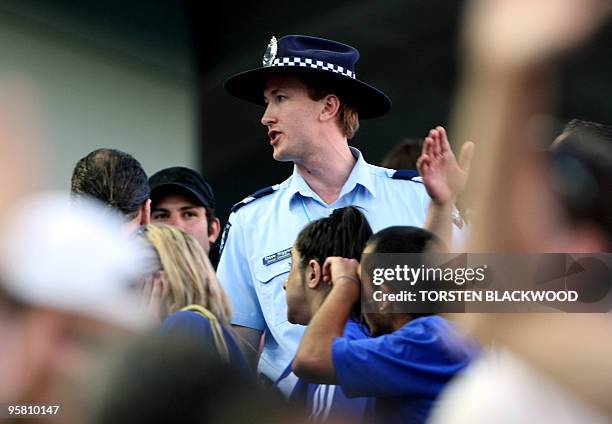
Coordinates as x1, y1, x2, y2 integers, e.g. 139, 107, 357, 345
218, 35, 470, 386
149, 167, 221, 256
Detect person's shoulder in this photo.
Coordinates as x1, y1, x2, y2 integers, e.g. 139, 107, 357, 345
162, 310, 211, 326
229, 177, 292, 215
344, 319, 370, 340
405, 315, 448, 329
397, 315, 460, 341
160, 310, 215, 337
230, 184, 280, 214
367, 163, 423, 185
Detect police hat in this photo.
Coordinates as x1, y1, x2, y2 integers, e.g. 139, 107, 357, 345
224, 35, 392, 119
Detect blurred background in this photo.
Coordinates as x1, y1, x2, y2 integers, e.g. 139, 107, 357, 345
1, 0, 611, 223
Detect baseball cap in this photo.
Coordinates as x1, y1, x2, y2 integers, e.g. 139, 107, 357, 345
149, 167, 215, 209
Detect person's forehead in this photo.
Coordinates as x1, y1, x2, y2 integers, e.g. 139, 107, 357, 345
264, 75, 307, 93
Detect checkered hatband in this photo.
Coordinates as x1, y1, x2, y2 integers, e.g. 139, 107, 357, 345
268, 57, 356, 79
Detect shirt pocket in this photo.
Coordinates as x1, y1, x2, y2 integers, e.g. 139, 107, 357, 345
252, 257, 291, 326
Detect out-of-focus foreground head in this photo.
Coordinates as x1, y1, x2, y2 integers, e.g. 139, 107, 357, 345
550, 119, 612, 250
93, 334, 303, 424
0, 75, 43, 221
0, 193, 150, 422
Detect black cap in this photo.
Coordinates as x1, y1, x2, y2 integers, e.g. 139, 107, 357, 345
149, 167, 215, 209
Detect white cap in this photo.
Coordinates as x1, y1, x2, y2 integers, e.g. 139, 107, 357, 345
0, 192, 152, 330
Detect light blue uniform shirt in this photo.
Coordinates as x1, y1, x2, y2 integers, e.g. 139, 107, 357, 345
217, 148, 430, 384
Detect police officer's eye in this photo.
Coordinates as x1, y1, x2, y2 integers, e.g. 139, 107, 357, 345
152, 214, 167, 220
276, 95, 286, 102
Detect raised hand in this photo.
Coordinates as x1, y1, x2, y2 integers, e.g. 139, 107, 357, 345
322, 257, 360, 286
417, 126, 474, 206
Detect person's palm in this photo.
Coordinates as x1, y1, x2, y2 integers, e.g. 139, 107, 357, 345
417, 126, 474, 205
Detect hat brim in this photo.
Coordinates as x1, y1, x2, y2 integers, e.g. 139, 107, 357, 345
224, 66, 391, 119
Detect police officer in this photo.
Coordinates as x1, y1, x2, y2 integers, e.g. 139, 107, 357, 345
218, 35, 470, 387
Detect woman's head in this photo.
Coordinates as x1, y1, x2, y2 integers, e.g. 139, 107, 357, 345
285, 207, 373, 324
138, 224, 231, 325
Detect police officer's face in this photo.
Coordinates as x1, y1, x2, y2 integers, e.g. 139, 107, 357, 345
261, 76, 323, 163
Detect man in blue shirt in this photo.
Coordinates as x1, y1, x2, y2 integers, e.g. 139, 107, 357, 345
217, 34, 473, 385
293, 226, 479, 423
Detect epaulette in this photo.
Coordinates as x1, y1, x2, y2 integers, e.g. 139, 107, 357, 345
391, 169, 422, 183
230, 184, 279, 213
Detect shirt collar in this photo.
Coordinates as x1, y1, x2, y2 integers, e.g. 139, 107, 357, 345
341, 147, 376, 199
286, 147, 376, 209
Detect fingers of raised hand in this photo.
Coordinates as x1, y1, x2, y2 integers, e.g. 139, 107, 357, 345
417, 154, 431, 175
322, 257, 359, 284
437, 126, 451, 153
431, 129, 442, 157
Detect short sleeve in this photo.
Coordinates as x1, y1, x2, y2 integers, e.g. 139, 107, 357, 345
216, 211, 266, 330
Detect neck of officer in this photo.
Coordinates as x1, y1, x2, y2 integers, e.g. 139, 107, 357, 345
295, 137, 355, 205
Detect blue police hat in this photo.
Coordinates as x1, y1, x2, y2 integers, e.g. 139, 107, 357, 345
224, 35, 392, 119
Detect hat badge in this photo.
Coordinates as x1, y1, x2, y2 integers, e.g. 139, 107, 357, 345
262, 36, 278, 67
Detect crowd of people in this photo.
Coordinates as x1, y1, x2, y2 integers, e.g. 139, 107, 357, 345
1, 0, 611, 423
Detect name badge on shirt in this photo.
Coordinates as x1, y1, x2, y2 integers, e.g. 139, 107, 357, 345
262, 247, 292, 266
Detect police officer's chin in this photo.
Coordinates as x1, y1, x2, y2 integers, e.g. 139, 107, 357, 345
271, 147, 293, 163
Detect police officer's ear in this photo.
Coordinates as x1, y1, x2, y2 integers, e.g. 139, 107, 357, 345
307, 259, 323, 289
319, 94, 341, 123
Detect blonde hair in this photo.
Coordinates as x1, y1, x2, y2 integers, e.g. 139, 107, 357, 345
143, 224, 231, 325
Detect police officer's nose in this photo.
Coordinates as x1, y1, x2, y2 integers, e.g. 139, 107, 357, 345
261, 104, 276, 126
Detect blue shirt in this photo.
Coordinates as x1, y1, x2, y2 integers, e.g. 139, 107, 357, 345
217, 148, 430, 384
160, 310, 249, 375
332, 315, 479, 424
276, 319, 372, 422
